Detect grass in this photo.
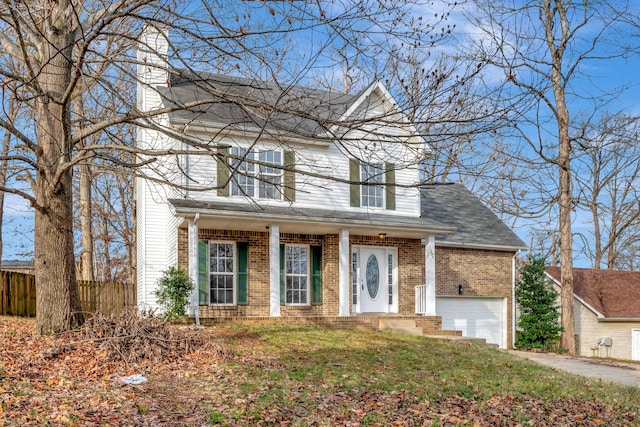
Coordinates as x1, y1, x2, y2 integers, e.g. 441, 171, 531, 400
2, 317, 639, 425
193, 323, 640, 424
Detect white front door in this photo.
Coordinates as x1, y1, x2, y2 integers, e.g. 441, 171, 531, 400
353, 246, 397, 313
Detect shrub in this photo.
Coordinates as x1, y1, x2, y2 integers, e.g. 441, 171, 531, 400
155, 267, 194, 321
515, 256, 563, 351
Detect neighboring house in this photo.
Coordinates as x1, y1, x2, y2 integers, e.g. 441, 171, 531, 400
546, 267, 640, 360
0, 260, 35, 275
135, 28, 525, 348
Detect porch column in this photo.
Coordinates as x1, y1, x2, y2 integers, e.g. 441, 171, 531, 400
424, 235, 436, 315
269, 224, 281, 317
187, 214, 200, 324
339, 228, 350, 316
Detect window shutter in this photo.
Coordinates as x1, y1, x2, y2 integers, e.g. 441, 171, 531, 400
237, 242, 249, 305
198, 240, 208, 304
385, 162, 396, 211
284, 150, 296, 202
349, 159, 360, 207
216, 146, 229, 197
280, 244, 286, 305
311, 245, 323, 305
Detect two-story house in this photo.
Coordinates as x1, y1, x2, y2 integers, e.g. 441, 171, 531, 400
136, 28, 525, 348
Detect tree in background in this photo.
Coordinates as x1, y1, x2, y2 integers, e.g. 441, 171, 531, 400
465, 0, 640, 354
515, 256, 562, 351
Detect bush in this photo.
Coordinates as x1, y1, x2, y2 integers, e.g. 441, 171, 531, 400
515, 256, 563, 351
155, 267, 194, 321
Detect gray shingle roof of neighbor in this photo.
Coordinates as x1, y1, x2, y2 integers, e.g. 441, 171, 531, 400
420, 183, 527, 251
158, 71, 360, 138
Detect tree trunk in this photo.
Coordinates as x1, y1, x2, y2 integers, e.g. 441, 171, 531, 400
543, 0, 575, 356
34, 17, 84, 335
77, 98, 95, 282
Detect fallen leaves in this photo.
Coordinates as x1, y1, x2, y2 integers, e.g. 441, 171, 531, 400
0, 316, 638, 426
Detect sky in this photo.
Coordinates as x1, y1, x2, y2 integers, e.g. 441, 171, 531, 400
2, 1, 640, 268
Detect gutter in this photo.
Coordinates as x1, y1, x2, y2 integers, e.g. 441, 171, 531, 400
436, 240, 528, 253
597, 318, 640, 323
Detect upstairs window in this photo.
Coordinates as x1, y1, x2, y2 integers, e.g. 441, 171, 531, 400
349, 159, 396, 210
361, 163, 384, 208
229, 148, 282, 200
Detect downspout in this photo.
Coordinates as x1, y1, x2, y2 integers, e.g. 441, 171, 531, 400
512, 249, 522, 348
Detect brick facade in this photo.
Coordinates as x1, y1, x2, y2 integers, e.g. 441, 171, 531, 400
435, 246, 515, 347
178, 230, 516, 345
177, 228, 427, 318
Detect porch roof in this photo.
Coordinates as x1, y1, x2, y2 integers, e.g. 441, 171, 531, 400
169, 198, 454, 239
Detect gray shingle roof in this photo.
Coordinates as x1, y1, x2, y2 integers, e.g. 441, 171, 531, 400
159, 72, 358, 138
420, 183, 526, 250
170, 198, 454, 235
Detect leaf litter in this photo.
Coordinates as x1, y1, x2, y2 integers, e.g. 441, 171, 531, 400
0, 315, 638, 426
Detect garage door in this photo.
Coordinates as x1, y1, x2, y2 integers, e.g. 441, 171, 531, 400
436, 297, 506, 348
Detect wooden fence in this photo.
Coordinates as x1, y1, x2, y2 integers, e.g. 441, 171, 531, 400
0, 270, 136, 317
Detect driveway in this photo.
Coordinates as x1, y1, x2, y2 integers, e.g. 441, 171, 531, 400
510, 350, 640, 388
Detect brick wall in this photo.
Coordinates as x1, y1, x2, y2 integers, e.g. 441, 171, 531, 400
178, 229, 425, 318
435, 246, 515, 347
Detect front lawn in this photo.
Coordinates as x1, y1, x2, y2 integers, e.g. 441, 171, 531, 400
1, 317, 638, 425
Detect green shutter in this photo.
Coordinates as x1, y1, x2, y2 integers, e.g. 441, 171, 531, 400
216, 146, 229, 197
198, 240, 208, 304
349, 159, 360, 207
385, 162, 396, 211
284, 150, 296, 202
237, 242, 249, 305
311, 245, 323, 305
280, 244, 286, 305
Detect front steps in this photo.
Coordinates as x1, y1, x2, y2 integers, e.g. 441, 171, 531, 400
379, 318, 495, 347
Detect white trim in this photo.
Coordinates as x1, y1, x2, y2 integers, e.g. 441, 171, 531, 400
283, 244, 311, 306
632, 329, 640, 361
436, 241, 527, 252
351, 244, 398, 314
206, 240, 238, 306
339, 229, 350, 316
269, 225, 281, 316
187, 215, 199, 323
423, 236, 436, 315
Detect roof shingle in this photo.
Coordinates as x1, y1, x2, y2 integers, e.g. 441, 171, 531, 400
546, 267, 640, 318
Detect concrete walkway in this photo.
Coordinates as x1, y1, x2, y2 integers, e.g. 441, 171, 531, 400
510, 350, 640, 388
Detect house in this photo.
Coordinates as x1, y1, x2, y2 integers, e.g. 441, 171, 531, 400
135, 28, 525, 348
546, 267, 640, 360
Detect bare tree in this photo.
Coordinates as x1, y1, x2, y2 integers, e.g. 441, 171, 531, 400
0, 1, 460, 334
573, 113, 640, 270
465, 0, 639, 354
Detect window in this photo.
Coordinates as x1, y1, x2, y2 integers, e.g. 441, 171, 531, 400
361, 163, 384, 208
350, 159, 394, 209
209, 242, 235, 304
229, 148, 282, 199
285, 245, 309, 305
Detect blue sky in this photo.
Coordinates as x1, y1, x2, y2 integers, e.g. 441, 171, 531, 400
2, 1, 640, 267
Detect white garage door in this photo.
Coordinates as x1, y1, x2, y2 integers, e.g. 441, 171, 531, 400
436, 297, 506, 348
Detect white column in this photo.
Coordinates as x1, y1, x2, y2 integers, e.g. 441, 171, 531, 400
424, 235, 436, 315
269, 224, 281, 317
187, 214, 200, 324
339, 228, 350, 316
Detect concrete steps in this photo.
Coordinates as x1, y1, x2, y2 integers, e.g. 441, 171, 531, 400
379, 319, 424, 336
